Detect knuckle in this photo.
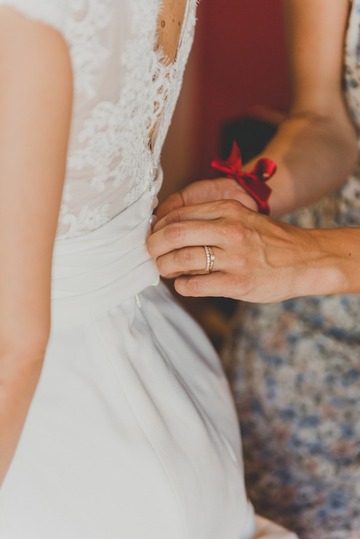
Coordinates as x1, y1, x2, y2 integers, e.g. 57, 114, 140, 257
224, 221, 245, 242
164, 223, 185, 244
177, 276, 201, 296
235, 274, 254, 297
226, 216, 253, 244
186, 278, 201, 295
228, 199, 243, 213
174, 248, 194, 269
166, 207, 183, 225
218, 199, 242, 214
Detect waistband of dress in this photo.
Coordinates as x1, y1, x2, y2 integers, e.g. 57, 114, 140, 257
51, 184, 160, 331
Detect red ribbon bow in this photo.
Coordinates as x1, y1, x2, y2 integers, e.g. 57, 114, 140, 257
211, 142, 277, 215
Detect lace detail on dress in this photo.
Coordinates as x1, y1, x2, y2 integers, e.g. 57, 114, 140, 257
67, 0, 113, 99
59, 183, 111, 233
0, 0, 197, 239
57, 0, 197, 238
122, 0, 196, 208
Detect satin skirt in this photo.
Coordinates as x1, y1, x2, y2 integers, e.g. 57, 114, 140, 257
0, 186, 295, 538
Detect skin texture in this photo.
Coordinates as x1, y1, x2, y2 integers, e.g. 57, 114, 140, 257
157, 0, 187, 63
0, 8, 73, 484
0, 0, 188, 486
149, 0, 187, 146
148, 0, 360, 301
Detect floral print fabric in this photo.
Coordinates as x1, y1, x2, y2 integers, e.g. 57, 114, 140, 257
227, 2, 360, 537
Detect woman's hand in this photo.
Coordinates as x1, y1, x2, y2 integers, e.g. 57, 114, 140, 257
156, 177, 258, 221
148, 199, 344, 303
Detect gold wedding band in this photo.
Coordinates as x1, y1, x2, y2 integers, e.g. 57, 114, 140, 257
204, 245, 216, 273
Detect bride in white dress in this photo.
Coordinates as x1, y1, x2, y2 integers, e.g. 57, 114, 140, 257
0, 2, 296, 538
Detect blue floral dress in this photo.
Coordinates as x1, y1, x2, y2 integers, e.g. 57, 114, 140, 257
227, 2, 360, 537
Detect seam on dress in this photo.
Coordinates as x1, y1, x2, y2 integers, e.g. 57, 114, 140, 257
91, 319, 191, 539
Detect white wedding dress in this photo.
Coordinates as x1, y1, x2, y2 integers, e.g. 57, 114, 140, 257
0, 2, 296, 538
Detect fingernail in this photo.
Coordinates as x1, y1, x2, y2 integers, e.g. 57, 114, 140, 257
149, 215, 158, 229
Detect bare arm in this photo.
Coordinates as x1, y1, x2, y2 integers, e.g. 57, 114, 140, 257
0, 8, 73, 483
148, 200, 360, 301
149, 0, 360, 301
156, 0, 357, 220
250, 0, 358, 217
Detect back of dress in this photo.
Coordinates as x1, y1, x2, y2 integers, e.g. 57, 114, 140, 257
3, 0, 196, 239
0, 3, 298, 538
0, 0, 198, 327
59, 0, 197, 239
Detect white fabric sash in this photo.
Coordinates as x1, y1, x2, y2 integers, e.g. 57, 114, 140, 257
51, 182, 160, 330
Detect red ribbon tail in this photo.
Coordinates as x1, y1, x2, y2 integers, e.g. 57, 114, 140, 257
211, 142, 277, 215
210, 160, 233, 176
240, 178, 272, 214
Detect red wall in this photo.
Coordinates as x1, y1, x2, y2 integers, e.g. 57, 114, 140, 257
194, 0, 291, 175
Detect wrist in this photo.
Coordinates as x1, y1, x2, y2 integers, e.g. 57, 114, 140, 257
296, 228, 358, 297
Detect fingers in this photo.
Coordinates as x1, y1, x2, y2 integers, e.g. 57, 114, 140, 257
155, 178, 240, 222
148, 218, 225, 260
153, 205, 220, 234
156, 192, 184, 221
179, 178, 233, 205
148, 200, 256, 262
157, 246, 222, 279
174, 272, 236, 298
153, 199, 245, 233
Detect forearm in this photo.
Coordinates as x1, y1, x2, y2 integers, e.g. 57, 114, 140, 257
0, 347, 45, 484
256, 0, 359, 218
247, 111, 358, 218
301, 226, 360, 297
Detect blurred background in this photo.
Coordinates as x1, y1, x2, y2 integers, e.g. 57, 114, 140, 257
161, 0, 291, 349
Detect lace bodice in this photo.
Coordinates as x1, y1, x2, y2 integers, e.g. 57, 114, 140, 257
0, 0, 197, 238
